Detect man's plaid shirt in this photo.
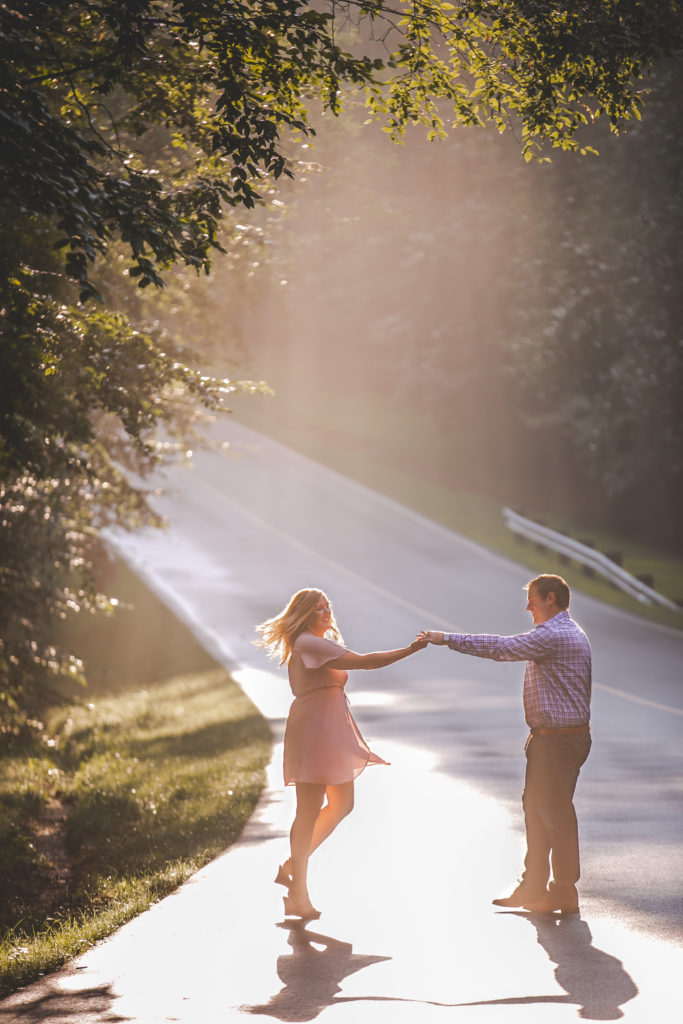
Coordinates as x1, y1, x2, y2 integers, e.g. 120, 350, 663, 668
445, 610, 592, 729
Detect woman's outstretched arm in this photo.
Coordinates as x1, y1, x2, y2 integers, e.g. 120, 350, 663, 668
326, 639, 427, 671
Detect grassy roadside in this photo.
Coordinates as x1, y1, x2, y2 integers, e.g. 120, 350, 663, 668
235, 399, 683, 632
0, 560, 271, 998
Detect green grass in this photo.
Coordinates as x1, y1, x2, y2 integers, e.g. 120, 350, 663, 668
0, 561, 271, 997
235, 397, 683, 631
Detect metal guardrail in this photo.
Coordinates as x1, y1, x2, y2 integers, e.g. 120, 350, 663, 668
502, 507, 681, 612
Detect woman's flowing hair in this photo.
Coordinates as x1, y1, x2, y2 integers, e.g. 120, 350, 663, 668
254, 588, 343, 665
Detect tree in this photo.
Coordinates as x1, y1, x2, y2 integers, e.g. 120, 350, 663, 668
3, 2, 681, 304
2, 1, 682, 724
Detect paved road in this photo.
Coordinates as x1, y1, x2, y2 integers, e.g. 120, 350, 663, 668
3, 421, 682, 1023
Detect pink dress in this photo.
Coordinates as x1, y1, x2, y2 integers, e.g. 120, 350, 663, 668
283, 632, 389, 786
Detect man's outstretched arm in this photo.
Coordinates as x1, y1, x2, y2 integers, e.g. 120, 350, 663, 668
417, 627, 556, 662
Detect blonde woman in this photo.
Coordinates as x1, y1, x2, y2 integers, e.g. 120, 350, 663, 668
255, 588, 426, 920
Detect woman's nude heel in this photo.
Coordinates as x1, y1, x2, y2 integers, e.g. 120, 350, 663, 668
283, 893, 321, 920
274, 864, 292, 888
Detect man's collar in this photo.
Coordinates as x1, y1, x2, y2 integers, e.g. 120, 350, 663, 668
535, 609, 569, 627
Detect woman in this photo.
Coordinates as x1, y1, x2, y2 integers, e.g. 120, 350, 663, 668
255, 587, 426, 920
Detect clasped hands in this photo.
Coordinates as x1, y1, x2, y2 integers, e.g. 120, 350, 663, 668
408, 631, 448, 651
416, 630, 447, 645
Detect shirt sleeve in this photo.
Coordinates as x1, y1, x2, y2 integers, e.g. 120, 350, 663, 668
445, 624, 557, 663
294, 633, 349, 669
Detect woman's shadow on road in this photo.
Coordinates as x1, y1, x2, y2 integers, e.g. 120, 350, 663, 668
244, 921, 390, 1022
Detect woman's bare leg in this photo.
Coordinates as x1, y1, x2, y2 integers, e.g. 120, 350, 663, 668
289, 782, 326, 909
283, 782, 354, 881
309, 782, 354, 854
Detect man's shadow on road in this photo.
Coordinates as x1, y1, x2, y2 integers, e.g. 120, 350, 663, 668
462, 912, 638, 1021
534, 913, 638, 1020
245, 912, 637, 1023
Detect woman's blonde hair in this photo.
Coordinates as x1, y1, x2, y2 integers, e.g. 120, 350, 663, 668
254, 588, 343, 665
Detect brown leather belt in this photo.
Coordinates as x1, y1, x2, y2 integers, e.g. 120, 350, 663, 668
531, 724, 590, 736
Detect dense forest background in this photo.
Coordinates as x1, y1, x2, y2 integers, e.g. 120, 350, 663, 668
183, 64, 683, 552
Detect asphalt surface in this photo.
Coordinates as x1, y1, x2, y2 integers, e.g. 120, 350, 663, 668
2, 420, 682, 1023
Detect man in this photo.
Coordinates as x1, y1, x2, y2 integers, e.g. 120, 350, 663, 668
420, 573, 592, 915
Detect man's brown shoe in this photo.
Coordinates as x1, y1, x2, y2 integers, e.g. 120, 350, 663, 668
492, 884, 546, 908
524, 891, 579, 915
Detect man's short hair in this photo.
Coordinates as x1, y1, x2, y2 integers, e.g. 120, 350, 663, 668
525, 573, 570, 610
